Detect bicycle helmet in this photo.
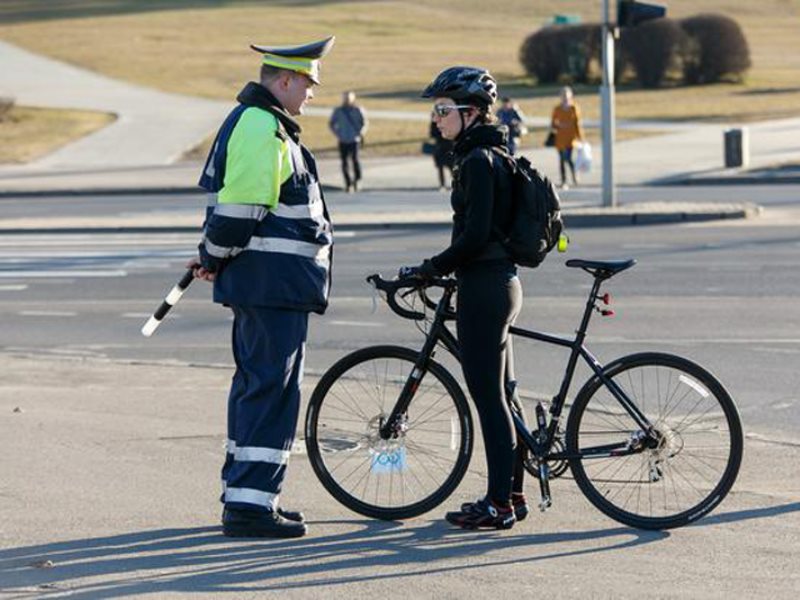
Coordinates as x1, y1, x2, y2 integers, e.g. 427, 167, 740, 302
421, 66, 498, 108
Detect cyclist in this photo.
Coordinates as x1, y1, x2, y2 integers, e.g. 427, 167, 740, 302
400, 66, 528, 530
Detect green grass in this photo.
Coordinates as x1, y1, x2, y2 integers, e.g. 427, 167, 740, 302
1, 1, 799, 160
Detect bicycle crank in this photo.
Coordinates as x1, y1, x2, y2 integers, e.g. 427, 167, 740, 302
522, 436, 569, 480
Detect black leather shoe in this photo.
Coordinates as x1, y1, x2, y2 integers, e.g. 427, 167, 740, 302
222, 506, 305, 524
276, 507, 305, 523
222, 508, 307, 538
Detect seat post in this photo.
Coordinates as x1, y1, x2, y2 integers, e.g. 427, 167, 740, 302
575, 275, 603, 342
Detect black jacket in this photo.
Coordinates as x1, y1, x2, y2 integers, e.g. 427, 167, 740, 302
429, 123, 514, 275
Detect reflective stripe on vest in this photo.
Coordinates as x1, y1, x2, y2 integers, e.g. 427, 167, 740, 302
246, 236, 329, 263
207, 192, 324, 222
202, 235, 242, 259
213, 203, 268, 220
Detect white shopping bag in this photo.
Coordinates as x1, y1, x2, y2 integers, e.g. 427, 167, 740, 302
575, 142, 593, 173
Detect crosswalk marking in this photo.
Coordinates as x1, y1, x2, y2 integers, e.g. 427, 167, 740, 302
0, 231, 359, 283
0, 232, 195, 281
0, 270, 128, 278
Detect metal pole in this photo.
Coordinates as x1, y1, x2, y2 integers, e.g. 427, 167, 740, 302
600, 0, 617, 207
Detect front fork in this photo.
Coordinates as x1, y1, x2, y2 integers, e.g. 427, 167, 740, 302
378, 289, 456, 440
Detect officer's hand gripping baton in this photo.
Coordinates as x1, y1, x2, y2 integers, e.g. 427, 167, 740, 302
141, 269, 195, 337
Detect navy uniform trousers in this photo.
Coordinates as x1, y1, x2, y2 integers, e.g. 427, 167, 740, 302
221, 305, 308, 513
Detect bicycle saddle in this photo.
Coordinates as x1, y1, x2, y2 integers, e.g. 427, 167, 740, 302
566, 258, 636, 278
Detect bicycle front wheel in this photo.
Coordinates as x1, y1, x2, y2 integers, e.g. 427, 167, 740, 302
305, 345, 473, 520
566, 352, 743, 530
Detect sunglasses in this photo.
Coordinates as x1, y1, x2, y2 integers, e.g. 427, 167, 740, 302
433, 104, 473, 117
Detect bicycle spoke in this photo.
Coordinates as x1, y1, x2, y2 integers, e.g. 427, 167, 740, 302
308, 350, 471, 517
571, 356, 741, 528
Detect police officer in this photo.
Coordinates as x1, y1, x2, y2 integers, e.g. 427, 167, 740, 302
189, 36, 335, 538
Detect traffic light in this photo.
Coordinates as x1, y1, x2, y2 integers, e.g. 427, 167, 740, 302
618, 0, 667, 26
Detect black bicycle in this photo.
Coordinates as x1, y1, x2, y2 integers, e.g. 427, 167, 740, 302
305, 258, 743, 530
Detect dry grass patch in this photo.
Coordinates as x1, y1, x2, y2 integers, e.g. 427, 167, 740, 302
0, 106, 115, 164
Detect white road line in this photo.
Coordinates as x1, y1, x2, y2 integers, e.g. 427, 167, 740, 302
0, 270, 127, 278
0, 284, 27, 291
328, 320, 383, 327
0, 232, 200, 248
0, 250, 190, 259
19, 310, 77, 317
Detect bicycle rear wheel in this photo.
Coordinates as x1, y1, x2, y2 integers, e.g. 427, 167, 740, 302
566, 352, 743, 530
305, 345, 473, 520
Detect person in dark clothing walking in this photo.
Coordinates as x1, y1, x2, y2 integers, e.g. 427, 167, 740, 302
496, 96, 527, 155
400, 66, 529, 531
428, 112, 454, 191
329, 90, 367, 192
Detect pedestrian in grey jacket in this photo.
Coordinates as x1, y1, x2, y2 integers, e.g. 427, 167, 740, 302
329, 91, 368, 192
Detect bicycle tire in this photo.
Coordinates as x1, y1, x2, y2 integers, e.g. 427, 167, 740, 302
305, 345, 473, 520
566, 352, 743, 530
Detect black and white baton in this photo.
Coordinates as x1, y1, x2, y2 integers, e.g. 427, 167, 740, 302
141, 269, 195, 337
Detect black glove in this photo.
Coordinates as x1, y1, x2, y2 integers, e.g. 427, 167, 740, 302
398, 259, 439, 281
198, 243, 221, 274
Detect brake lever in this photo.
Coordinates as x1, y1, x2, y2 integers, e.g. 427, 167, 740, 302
370, 285, 379, 315
366, 275, 381, 315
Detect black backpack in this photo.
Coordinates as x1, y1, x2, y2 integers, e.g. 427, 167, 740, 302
492, 148, 565, 268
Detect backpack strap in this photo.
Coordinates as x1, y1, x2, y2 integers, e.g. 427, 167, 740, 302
486, 146, 517, 247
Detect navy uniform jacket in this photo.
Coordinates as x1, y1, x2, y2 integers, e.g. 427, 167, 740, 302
198, 82, 332, 314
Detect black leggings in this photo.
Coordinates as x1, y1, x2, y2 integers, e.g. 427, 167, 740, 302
456, 262, 524, 504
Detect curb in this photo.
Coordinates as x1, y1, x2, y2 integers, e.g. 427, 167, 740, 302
0, 184, 344, 199
660, 176, 800, 186
0, 203, 761, 236
563, 202, 762, 227
650, 170, 800, 187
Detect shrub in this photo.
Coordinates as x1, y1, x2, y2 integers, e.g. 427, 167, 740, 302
680, 14, 751, 84
621, 18, 687, 88
519, 24, 601, 84
519, 27, 563, 84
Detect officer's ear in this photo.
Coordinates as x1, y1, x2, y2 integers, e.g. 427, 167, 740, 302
270, 69, 293, 93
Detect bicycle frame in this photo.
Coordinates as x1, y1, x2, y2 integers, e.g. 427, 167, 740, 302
378, 275, 657, 466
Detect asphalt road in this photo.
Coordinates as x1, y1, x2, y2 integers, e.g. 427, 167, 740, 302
1, 186, 799, 439
1, 186, 799, 598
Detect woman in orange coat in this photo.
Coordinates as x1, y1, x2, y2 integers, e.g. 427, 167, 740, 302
550, 86, 584, 189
